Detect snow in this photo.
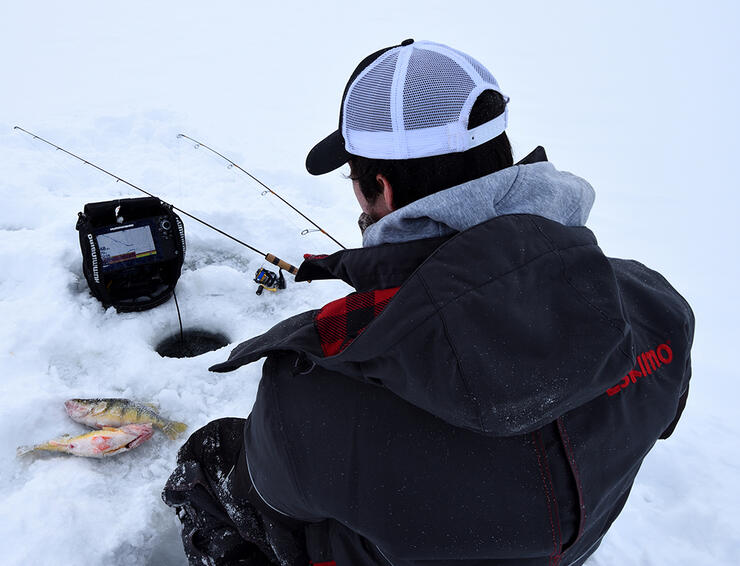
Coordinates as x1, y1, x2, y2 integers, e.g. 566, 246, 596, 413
1, 1, 739, 564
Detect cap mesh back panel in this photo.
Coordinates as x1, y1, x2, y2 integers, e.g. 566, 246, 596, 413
402, 49, 475, 131
345, 51, 399, 133
340, 41, 506, 160
457, 51, 496, 84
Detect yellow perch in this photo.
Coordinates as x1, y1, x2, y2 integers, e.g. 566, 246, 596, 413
17, 424, 154, 458
65, 398, 187, 439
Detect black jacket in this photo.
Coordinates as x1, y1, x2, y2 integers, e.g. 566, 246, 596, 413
211, 213, 694, 566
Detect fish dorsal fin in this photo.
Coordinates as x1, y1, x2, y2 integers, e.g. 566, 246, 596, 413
144, 402, 160, 411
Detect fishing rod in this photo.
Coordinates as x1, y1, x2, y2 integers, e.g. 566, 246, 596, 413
14, 126, 299, 276
177, 133, 346, 250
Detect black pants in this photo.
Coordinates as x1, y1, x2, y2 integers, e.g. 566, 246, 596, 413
162, 418, 308, 566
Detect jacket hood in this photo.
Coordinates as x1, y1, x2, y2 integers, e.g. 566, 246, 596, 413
213, 213, 638, 437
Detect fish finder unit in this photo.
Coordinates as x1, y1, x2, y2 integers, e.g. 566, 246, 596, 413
76, 197, 185, 312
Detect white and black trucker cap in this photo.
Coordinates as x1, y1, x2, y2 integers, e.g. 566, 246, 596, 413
306, 39, 509, 175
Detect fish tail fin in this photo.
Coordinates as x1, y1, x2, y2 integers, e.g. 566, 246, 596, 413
162, 420, 187, 439
16, 445, 35, 457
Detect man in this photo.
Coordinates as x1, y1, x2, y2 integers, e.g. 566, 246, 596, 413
164, 40, 695, 566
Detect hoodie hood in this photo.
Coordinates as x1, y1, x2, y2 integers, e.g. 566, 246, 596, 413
362, 155, 595, 247
213, 212, 643, 437
317, 214, 636, 436
211, 153, 644, 436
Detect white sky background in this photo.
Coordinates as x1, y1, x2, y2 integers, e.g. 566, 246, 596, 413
0, 1, 738, 563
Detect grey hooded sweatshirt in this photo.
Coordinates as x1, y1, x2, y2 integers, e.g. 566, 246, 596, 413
363, 159, 596, 247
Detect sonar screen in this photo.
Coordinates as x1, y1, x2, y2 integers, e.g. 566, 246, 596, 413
96, 222, 157, 270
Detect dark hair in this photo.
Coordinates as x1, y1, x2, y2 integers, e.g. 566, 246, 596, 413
348, 90, 513, 209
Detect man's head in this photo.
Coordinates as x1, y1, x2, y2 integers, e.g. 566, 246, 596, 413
306, 39, 513, 220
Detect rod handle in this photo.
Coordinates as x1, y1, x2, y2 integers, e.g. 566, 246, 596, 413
265, 253, 299, 276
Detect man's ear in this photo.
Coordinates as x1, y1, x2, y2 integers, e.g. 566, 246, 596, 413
375, 173, 395, 214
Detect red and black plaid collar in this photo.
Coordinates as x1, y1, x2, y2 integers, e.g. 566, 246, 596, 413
314, 287, 400, 357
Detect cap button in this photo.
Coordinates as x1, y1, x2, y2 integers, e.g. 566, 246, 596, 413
401, 38, 414, 46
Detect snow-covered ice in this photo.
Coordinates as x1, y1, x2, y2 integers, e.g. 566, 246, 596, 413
1, 1, 738, 565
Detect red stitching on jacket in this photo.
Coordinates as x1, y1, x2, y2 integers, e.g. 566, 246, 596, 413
532, 432, 561, 565
557, 417, 586, 540
315, 287, 400, 357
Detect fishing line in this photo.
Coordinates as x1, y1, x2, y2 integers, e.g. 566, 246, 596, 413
177, 133, 346, 250
14, 126, 300, 276
172, 288, 185, 354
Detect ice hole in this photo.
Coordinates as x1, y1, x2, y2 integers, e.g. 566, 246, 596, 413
155, 329, 230, 358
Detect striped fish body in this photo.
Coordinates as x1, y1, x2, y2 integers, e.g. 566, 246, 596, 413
18, 424, 153, 458
65, 398, 187, 439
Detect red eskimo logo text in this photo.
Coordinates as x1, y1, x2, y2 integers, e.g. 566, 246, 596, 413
606, 342, 673, 396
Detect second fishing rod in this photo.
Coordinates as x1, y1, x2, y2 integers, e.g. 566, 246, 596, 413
14, 126, 301, 276
177, 133, 346, 250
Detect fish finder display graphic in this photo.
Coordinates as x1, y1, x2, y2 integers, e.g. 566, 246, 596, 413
97, 225, 157, 268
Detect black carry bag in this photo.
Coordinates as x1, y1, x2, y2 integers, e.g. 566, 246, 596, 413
76, 197, 186, 312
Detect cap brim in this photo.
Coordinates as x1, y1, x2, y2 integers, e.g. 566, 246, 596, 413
306, 129, 351, 175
